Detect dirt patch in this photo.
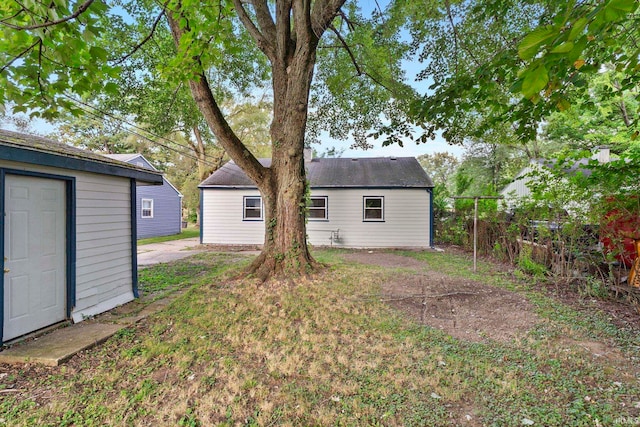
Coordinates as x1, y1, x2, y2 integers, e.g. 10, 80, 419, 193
383, 273, 537, 343
343, 251, 538, 343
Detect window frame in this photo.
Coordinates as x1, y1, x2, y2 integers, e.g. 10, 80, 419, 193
363, 196, 384, 222
243, 196, 263, 221
307, 196, 328, 221
141, 198, 154, 219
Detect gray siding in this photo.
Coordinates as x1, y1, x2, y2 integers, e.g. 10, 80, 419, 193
1, 159, 135, 324
115, 155, 182, 239
202, 188, 431, 248
136, 177, 182, 239
75, 173, 132, 317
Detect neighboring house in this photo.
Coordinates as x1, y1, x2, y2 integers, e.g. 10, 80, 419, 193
199, 155, 435, 248
103, 154, 183, 239
0, 130, 163, 345
500, 147, 611, 210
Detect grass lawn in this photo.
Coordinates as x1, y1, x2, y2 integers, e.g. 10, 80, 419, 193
1, 249, 639, 426
137, 226, 200, 246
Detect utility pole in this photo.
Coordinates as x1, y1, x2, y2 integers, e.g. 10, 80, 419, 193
452, 196, 503, 272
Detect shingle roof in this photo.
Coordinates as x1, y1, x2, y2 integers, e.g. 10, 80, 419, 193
103, 152, 183, 196
200, 157, 434, 188
103, 153, 142, 163
531, 158, 594, 178
0, 129, 163, 183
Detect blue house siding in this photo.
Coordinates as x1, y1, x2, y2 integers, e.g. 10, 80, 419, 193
136, 178, 182, 239
103, 154, 183, 239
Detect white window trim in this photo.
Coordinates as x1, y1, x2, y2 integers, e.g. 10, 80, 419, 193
308, 196, 328, 221
363, 196, 384, 222
141, 198, 154, 219
243, 196, 263, 221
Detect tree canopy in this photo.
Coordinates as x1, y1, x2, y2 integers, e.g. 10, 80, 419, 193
402, 0, 639, 148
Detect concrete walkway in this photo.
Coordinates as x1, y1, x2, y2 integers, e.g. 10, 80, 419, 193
137, 237, 203, 266
0, 237, 206, 366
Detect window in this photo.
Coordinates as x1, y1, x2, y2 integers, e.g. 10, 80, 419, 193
141, 199, 154, 218
363, 196, 384, 221
308, 196, 328, 220
243, 196, 263, 220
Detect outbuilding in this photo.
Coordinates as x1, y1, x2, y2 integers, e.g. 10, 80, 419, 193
199, 155, 434, 248
1, 130, 163, 344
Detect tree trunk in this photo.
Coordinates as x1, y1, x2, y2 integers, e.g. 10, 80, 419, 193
246, 154, 318, 281
246, 32, 319, 280
166, 0, 344, 280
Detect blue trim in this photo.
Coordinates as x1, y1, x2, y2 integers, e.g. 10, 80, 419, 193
428, 188, 434, 248
199, 189, 203, 244
0, 168, 76, 345
0, 169, 5, 345
0, 145, 163, 184
131, 179, 139, 298
67, 179, 77, 313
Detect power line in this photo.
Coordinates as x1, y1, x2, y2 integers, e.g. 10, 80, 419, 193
60, 94, 271, 184
62, 94, 225, 170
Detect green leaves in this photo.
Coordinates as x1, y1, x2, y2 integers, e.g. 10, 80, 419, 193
567, 17, 588, 41
0, 0, 120, 118
518, 25, 557, 60
602, 0, 638, 21
521, 64, 549, 100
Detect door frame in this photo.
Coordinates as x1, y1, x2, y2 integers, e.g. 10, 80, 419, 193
0, 168, 76, 345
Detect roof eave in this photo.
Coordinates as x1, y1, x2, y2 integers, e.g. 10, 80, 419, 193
200, 184, 434, 189
0, 144, 163, 184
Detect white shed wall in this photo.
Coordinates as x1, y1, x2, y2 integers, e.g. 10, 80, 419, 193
0, 160, 134, 323
201, 188, 431, 248
201, 189, 267, 245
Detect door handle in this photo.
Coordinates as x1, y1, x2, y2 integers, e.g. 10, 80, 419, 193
3, 268, 8, 274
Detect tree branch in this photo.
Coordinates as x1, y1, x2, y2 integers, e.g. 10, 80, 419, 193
329, 24, 360, 74
310, 0, 346, 42
112, 6, 167, 65
232, 0, 275, 61
0, 39, 40, 74
274, 0, 293, 64
0, 0, 94, 30
0, 8, 24, 25
328, 24, 395, 94
251, 0, 277, 44
444, 0, 481, 70
166, 9, 268, 187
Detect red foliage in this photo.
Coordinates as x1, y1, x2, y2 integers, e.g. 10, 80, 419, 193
601, 206, 640, 267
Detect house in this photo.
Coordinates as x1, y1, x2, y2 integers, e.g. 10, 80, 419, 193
103, 154, 183, 239
199, 155, 434, 248
500, 147, 611, 210
0, 129, 163, 345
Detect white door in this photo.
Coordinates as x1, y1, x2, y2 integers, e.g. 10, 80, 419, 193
3, 175, 67, 341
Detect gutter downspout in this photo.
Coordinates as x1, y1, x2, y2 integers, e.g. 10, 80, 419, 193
199, 188, 203, 244
429, 188, 434, 248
